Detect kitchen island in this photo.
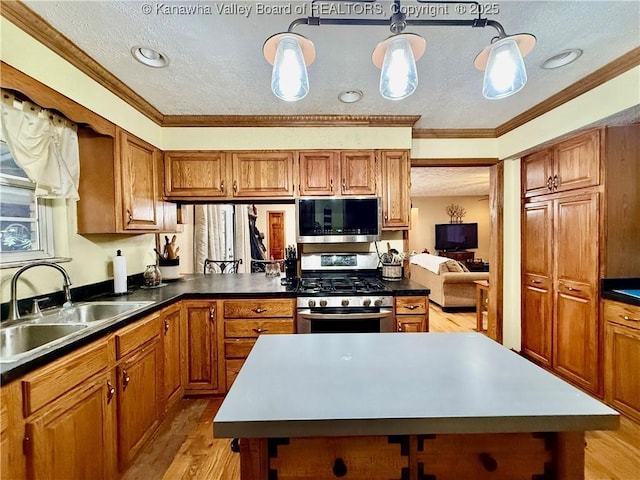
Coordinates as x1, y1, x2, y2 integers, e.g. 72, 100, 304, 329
214, 333, 619, 479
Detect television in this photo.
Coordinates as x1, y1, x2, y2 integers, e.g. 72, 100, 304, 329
435, 223, 478, 251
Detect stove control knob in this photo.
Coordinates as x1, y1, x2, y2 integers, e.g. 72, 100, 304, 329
363, 298, 371, 307
341, 299, 350, 307
320, 300, 328, 307
374, 299, 383, 307
308, 299, 316, 308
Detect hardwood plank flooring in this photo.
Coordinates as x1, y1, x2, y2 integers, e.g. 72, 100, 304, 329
125, 303, 640, 480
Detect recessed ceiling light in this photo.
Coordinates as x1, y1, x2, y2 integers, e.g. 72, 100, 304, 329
338, 90, 364, 103
131, 46, 170, 68
542, 49, 583, 69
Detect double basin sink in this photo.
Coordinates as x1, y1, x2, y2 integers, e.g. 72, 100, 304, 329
0, 301, 153, 363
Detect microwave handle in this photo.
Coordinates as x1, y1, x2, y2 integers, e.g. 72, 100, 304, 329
297, 309, 394, 321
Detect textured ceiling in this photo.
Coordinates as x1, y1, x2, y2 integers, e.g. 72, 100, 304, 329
411, 166, 489, 197
21, 0, 640, 129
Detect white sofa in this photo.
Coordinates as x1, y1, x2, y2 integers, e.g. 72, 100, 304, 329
409, 253, 489, 309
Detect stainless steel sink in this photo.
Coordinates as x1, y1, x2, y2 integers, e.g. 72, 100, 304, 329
0, 324, 88, 360
35, 301, 154, 324
0, 301, 153, 362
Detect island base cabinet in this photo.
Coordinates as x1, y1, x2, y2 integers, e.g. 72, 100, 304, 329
239, 432, 585, 480
24, 371, 116, 480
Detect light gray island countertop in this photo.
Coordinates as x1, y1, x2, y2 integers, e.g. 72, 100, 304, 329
214, 333, 619, 439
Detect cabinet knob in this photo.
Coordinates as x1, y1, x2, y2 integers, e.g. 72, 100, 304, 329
220, 181, 225, 193
405, 305, 419, 310
126, 209, 133, 224
342, 179, 346, 190
330, 178, 333, 191
164, 319, 170, 334
479, 452, 498, 472
253, 327, 268, 334
233, 181, 238, 193
106, 380, 116, 402
332, 457, 347, 477
253, 308, 267, 314
209, 308, 215, 319
122, 370, 130, 389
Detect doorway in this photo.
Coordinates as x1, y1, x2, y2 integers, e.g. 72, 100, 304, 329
267, 211, 285, 261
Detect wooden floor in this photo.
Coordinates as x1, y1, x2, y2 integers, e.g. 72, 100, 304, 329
124, 303, 640, 480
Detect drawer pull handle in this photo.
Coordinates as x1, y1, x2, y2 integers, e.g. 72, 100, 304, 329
106, 380, 116, 402
332, 457, 347, 477
210, 308, 215, 319
122, 370, 130, 390
330, 178, 333, 192
126, 209, 133, 224
622, 315, 639, 322
479, 452, 498, 472
253, 308, 267, 314
546, 176, 553, 190
253, 327, 268, 334
164, 319, 170, 334
531, 280, 541, 284
405, 305, 419, 310
233, 181, 238, 193
552, 174, 559, 189
567, 287, 580, 292
220, 181, 225, 193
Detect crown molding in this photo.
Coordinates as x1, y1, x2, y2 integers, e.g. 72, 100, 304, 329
411, 158, 498, 167
161, 114, 420, 127
1, 0, 164, 125
495, 47, 640, 137
412, 129, 496, 139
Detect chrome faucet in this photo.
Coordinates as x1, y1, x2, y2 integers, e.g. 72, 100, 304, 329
8, 262, 72, 321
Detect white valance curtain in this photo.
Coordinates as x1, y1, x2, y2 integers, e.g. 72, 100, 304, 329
193, 205, 252, 274
0, 90, 80, 200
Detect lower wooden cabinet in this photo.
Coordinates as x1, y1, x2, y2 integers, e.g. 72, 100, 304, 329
181, 300, 222, 394
395, 296, 428, 332
25, 371, 116, 480
161, 304, 183, 410
604, 300, 640, 423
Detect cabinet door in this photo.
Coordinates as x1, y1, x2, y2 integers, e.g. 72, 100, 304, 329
162, 305, 183, 409
522, 148, 553, 197
231, 151, 295, 197
117, 343, 161, 470
182, 301, 219, 392
380, 150, 411, 229
26, 372, 116, 480
605, 321, 640, 423
117, 129, 160, 231
298, 151, 338, 196
164, 151, 230, 198
521, 201, 553, 367
340, 150, 377, 195
553, 193, 599, 393
553, 130, 600, 193
397, 316, 425, 332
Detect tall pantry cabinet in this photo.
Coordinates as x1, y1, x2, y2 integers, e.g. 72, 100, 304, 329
521, 125, 639, 396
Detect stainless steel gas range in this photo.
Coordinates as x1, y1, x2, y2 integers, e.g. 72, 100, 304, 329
295, 252, 394, 333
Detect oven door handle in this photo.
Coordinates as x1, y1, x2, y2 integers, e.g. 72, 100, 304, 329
297, 309, 394, 321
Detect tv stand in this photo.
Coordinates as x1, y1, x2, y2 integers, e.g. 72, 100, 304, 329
438, 250, 474, 264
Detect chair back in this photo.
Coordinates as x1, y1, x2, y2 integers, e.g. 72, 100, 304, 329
204, 258, 243, 274
251, 258, 284, 273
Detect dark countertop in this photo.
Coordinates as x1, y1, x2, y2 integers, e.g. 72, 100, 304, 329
214, 333, 619, 438
601, 278, 640, 307
0, 274, 429, 383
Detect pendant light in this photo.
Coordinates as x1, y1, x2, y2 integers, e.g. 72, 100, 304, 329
263, 33, 315, 102
474, 33, 536, 100
372, 33, 426, 101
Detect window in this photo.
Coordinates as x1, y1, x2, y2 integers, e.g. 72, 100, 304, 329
0, 141, 54, 264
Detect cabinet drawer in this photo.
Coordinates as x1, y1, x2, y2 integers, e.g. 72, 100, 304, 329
22, 340, 109, 417
226, 359, 245, 390
115, 313, 161, 359
395, 296, 427, 315
223, 299, 294, 318
604, 300, 640, 329
557, 279, 592, 300
225, 319, 294, 338
268, 436, 409, 480
225, 338, 256, 359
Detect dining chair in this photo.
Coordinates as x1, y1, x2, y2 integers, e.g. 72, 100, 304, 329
204, 258, 243, 274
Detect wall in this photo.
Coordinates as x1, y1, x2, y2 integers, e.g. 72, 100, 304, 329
409, 197, 490, 260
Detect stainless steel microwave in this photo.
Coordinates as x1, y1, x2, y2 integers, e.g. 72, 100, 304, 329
295, 197, 381, 243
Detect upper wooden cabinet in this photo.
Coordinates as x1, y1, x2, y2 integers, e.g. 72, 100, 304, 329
165, 150, 295, 199
522, 130, 600, 197
379, 150, 411, 229
164, 151, 230, 198
298, 150, 376, 196
78, 127, 177, 233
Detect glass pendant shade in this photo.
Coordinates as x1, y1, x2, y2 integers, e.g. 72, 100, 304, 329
271, 36, 309, 102
482, 37, 528, 99
379, 37, 419, 100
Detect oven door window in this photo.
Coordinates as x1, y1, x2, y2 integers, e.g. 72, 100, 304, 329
297, 308, 394, 333
309, 317, 381, 334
